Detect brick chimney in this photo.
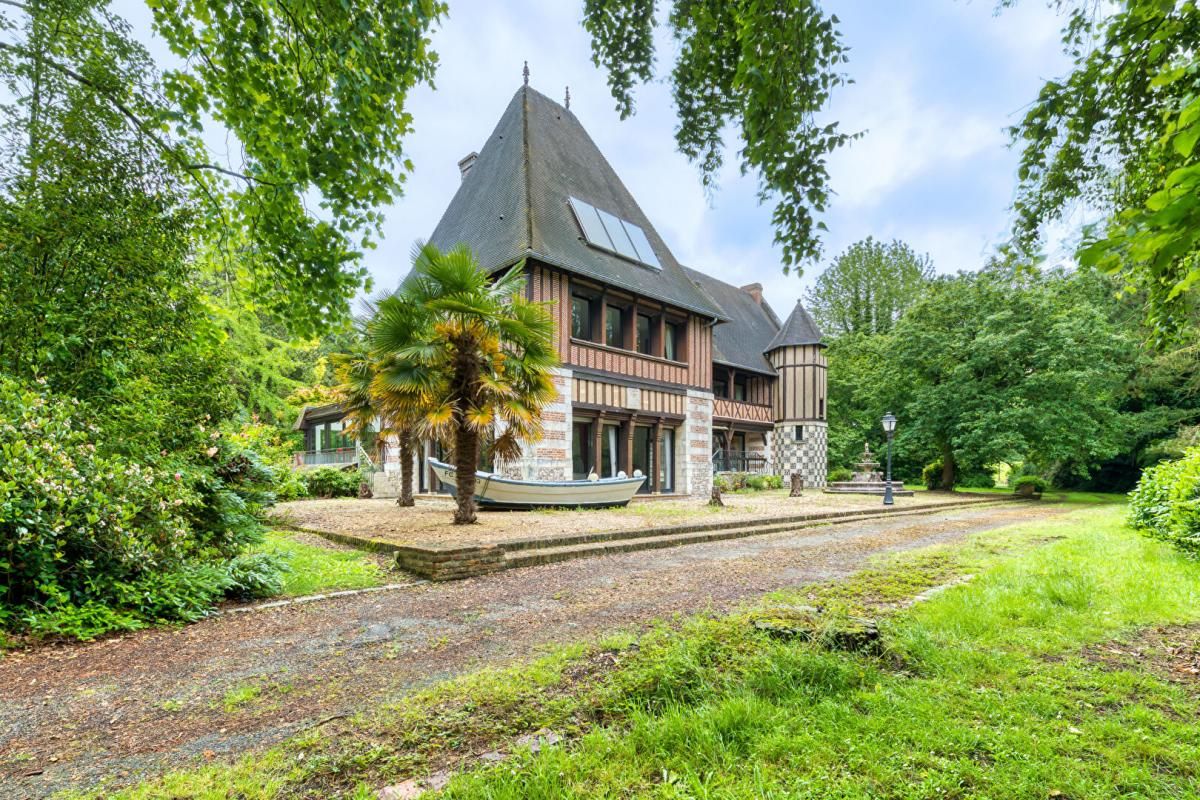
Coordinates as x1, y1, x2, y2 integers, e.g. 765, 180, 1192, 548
457, 151, 479, 180
740, 283, 763, 304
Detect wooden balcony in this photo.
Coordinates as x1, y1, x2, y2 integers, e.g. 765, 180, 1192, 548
712, 397, 773, 425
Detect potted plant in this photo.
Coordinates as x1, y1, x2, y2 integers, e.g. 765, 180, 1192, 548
1012, 475, 1048, 498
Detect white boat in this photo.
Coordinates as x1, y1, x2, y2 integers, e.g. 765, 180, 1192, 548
428, 459, 646, 509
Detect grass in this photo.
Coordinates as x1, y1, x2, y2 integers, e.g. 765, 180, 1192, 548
75, 501, 1200, 799
254, 531, 389, 597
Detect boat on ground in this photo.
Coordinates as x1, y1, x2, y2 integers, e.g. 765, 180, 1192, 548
428, 458, 646, 510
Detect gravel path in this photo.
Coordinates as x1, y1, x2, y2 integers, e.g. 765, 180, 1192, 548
0, 502, 1064, 798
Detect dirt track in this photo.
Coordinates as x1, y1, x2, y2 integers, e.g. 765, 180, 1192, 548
0, 502, 1065, 798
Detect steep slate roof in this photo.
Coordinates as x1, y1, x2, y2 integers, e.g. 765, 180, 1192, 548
427, 85, 725, 320
684, 267, 782, 375
766, 301, 825, 350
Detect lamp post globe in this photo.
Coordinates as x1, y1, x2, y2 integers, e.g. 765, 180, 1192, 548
881, 413, 897, 505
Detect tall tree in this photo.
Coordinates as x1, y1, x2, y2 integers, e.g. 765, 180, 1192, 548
1009, 0, 1200, 341
0, 0, 444, 336
362, 244, 559, 524
804, 237, 934, 337
885, 266, 1133, 489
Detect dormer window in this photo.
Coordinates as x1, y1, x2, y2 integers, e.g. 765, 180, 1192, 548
568, 196, 662, 270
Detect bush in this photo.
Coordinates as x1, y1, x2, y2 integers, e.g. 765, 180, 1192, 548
828, 467, 853, 482
746, 475, 768, 491
227, 418, 307, 500
957, 471, 996, 489
1012, 475, 1049, 495
225, 552, 289, 600
764, 474, 784, 490
1128, 448, 1200, 554
0, 378, 281, 640
922, 460, 944, 490
304, 466, 361, 498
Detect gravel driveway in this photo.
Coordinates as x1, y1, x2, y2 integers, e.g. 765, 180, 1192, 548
0, 502, 1063, 798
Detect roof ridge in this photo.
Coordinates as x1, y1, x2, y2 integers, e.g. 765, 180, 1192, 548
521, 84, 534, 252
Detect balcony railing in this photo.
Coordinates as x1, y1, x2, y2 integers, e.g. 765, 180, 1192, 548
712, 397, 773, 424
712, 450, 769, 474
293, 446, 358, 468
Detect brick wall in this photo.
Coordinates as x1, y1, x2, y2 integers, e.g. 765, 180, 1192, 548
497, 366, 573, 481
683, 389, 714, 499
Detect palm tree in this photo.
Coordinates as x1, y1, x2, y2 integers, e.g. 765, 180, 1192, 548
368, 243, 558, 524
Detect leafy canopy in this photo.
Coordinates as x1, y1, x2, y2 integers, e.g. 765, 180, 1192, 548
805, 237, 934, 337
884, 267, 1133, 486
583, 0, 854, 270
1009, 0, 1200, 341
0, 0, 445, 336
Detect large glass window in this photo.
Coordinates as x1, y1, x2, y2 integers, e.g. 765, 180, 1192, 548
636, 313, 652, 355
733, 375, 748, 402
602, 424, 620, 477
571, 295, 592, 340
605, 306, 623, 348
632, 425, 654, 494
713, 374, 729, 399
572, 421, 593, 479
664, 321, 679, 361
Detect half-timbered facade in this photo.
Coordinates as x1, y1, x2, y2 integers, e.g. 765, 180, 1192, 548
342, 81, 827, 498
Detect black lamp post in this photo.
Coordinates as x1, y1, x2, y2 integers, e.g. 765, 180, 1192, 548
882, 412, 897, 506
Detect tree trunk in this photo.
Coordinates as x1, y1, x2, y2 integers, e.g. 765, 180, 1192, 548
790, 473, 804, 497
453, 421, 478, 524
397, 427, 415, 507
939, 443, 957, 491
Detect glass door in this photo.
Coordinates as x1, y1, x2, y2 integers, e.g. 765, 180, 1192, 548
658, 429, 675, 493
632, 425, 654, 493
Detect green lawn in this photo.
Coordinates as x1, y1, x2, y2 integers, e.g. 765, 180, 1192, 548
85, 502, 1200, 799
254, 531, 389, 597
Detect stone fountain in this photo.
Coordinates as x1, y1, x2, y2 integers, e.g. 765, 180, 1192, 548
824, 442, 913, 496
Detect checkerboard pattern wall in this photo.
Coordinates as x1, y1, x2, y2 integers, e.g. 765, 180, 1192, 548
772, 422, 827, 488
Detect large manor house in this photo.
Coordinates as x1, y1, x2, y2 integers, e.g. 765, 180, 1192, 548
298, 81, 829, 498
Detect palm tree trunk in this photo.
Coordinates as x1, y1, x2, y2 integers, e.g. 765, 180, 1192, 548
453, 420, 478, 524
397, 427, 415, 507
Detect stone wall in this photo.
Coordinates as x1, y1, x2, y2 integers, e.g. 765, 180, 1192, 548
497, 366, 572, 481
772, 421, 828, 488
683, 389, 714, 499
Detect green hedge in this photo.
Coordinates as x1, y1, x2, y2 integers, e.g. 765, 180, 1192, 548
1128, 447, 1200, 555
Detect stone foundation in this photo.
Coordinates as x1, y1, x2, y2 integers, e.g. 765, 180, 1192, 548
772, 421, 828, 488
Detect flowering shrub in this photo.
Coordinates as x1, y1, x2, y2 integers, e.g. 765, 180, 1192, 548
1128, 447, 1200, 555
0, 378, 281, 639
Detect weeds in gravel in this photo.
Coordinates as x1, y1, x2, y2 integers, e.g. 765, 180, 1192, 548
253, 531, 388, 597
76, 502, 1200, 800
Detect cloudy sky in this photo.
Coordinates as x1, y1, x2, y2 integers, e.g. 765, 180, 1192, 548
122, 1, 1078, 313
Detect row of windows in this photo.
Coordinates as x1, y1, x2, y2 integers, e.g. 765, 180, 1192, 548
571, 293, 684, 361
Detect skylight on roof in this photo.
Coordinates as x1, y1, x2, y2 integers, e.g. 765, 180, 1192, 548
568, 196, 662, 270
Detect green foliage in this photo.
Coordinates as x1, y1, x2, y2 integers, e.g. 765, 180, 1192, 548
0, 378, 280, 640
957, 470, 997, 489
713, 473, 780, 492
1010, 1, 1200, 340
827, 467, 853, 482
886, 267, 1133, 487
583, 0, 854, 270
922, 460, 944, 491
806, 237, 934, 336
226, 418, 308, 501
0, 0, 447, 336
1013, 475, 1049, 495
303, 467, 360, 499
224, 552, 289, 601
1128, 446, 1200, 554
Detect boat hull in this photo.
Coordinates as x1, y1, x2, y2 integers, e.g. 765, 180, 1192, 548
428, 459, 646, 509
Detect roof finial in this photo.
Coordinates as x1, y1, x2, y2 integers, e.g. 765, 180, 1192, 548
522, 61, 530, 86
564, 86, 571, 110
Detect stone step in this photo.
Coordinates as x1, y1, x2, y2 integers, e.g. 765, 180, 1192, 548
502, 499, 1014, 569
499, 496, 1002, 553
